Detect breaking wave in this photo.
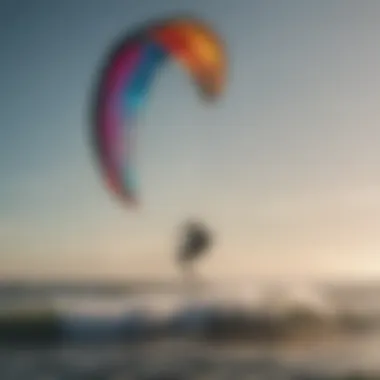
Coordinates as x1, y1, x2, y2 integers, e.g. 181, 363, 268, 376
2, 280, 379, 344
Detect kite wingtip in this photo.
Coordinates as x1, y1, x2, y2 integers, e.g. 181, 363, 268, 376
127, 196, 140, 209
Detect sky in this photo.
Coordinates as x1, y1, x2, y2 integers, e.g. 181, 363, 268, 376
1, 0, 380, 281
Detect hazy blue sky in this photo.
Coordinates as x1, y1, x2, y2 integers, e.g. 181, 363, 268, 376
1, 0, 380, 280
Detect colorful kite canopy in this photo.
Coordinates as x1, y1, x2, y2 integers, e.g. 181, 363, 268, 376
91, 15, 227, 206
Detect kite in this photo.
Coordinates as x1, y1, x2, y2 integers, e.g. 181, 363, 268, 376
91, 15, 227, 206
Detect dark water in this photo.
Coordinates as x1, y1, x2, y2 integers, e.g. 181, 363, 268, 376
1, 279, 380, 379
1, 338, 380, 379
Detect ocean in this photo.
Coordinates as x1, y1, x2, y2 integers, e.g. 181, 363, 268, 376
1, 279, 380, 379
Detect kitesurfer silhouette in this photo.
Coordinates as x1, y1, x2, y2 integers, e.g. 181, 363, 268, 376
177, 219, 212, 279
